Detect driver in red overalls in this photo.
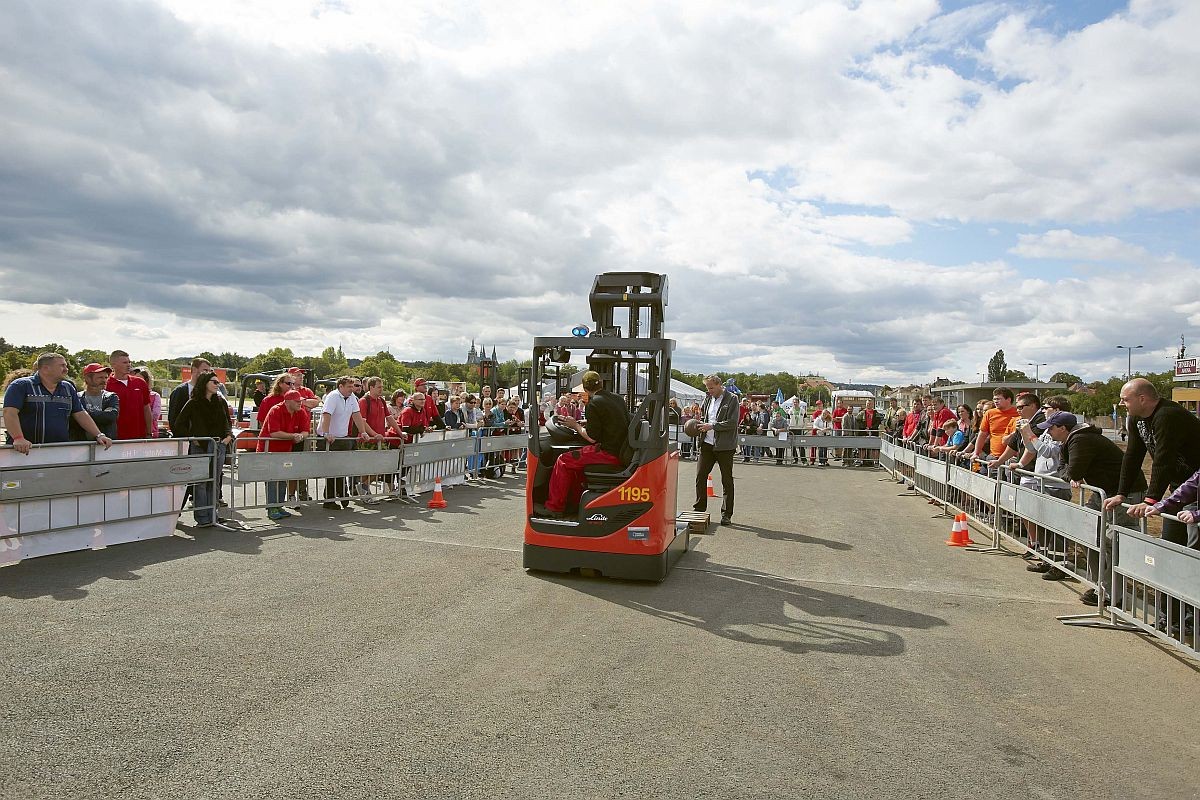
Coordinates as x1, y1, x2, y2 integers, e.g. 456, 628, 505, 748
535, 370, 630, 518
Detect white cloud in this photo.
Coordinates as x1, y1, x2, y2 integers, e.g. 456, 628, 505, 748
0, 1, 1197, 384
1010, 229, 1150, 262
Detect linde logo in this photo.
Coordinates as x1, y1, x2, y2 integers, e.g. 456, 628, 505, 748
586, 513, 608, 522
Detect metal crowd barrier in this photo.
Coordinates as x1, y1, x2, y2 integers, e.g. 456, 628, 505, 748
733, 433, 883, 466
877, 434, 1197, 659
228, 430, 530, 511
1108, 510, 1200, 657
1, 438, 216, 565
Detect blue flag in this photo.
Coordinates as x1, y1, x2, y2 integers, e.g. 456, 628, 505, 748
775, 388, 785, 404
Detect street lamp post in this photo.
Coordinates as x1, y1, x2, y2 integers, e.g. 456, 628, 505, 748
1116, 345, 1143, 379
1026, 362, 1048, 381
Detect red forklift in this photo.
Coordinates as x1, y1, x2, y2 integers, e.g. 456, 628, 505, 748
523, 272, 688, 581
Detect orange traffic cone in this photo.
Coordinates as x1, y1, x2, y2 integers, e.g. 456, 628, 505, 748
706, 475, 716, 497
427, 476, 448, 509
946, 513, 974, 547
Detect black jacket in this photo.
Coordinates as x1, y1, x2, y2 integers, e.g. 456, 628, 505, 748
172, 394, 232, 440
1064, 425, 1145, 497
1119, 398, 1200, 500
167, 381, 200, 434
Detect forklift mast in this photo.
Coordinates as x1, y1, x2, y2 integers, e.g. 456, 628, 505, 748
586, 272, 669, 409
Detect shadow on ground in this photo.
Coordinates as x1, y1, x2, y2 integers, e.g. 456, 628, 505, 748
732, 522, 853, 550
541, 551, 947, 657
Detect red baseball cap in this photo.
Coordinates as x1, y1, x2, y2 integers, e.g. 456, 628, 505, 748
282, 389, 303, 401
286, 367, 305, 375
83, 363, 112, 375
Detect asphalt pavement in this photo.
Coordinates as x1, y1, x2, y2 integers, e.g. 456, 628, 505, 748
2, 462, 1197, 800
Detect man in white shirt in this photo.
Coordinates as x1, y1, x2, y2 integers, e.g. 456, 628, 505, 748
317, 376, 380, 509
693, 374, 740, 525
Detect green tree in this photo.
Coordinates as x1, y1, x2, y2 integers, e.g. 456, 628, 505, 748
213, 351, 251, 370
242, 347, 296, 375
320, 346, 348, 375
987, 349, 1007, 382
1049, 371, 1081, 386
1003, 368, 1031, 382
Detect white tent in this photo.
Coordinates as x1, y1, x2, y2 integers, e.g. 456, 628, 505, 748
568, 370, 705, 404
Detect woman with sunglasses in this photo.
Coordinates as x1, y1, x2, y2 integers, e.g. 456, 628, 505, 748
173, 373, 234, 529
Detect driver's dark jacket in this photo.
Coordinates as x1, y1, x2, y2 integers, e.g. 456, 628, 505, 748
583, 390, 630, 460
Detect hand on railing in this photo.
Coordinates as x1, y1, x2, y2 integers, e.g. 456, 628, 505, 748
1126, 502, 1158, 519
8, 434, 113, 455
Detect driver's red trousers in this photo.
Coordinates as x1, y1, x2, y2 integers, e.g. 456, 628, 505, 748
545, 444, 622, 512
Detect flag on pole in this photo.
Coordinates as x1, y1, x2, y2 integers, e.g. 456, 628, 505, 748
775, 388, 785, 404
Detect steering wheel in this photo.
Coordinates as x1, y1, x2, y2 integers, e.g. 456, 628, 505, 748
544, 413, 582, 444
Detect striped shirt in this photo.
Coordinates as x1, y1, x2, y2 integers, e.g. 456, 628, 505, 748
3, 376, 84, 444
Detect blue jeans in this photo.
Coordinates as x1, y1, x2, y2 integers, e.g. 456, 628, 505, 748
191, 440, 225, 526
266, 479, 286, 508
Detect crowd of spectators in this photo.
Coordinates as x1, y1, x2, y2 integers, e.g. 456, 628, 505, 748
668, 395, 884, 467
7, 358, 1198, 618
890, 381, 1199, 627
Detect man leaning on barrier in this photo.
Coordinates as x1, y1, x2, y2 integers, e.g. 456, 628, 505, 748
70, 363, 120, 441
1105, 378, 1200, 550
1040, 411, 1144, 606
317, 376, 381, 510
258, 390, 310, 521
3, 353, 113, 454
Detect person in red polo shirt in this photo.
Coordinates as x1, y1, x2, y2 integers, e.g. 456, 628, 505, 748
106, 349, 153, 439
927, 396, 955, 447
413, 379, 443, 429
258, 389, 311, 520
286, 367, 320, 410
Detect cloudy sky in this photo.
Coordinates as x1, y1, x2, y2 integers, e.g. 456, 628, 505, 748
2, 0, 1198, 383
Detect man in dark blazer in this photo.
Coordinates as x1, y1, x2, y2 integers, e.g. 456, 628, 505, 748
694, 374, 740, 525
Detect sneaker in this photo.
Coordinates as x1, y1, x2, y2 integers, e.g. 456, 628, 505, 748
1079, 589, 1100, 606
1026, 561, 1051, 573
1022, 551, 1039, 561
267, 508, 288, 521
1041, 567, 1067, 580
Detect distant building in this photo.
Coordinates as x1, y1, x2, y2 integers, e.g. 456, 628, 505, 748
885, 385, 924, 407
1174, 355, 1199, 414
932, 381, 1067, 409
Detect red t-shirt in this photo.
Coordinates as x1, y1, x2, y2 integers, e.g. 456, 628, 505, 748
930, 406, 955, 444
359, 395, 389, 436
257, 404, 311, 452
106, 374, 151, 440
399, 405, 427, 443
832, 407, 848, 430
257, 393, 284, 426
